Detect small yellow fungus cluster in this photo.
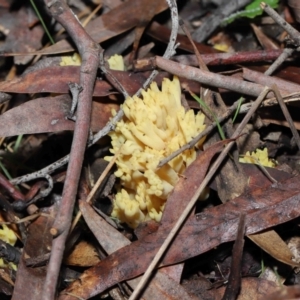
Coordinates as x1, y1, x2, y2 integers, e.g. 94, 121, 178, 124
60, 53, 82, 66
105, 77, 206, 228
0, 225, 17, 270
107, 54, 125, 71
239, 148, 276, 168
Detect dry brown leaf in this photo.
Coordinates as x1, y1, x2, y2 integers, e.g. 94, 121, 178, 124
248, 230, 297, 267
64, 241, 100, 267
217, 278, 279, 300
0, 95, 118, 137
12, 214, 54, 300
60, 173, 300, 300
35, 0, 168, 55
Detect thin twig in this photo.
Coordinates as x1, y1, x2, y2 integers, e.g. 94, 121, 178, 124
261, 2, 300, 75
129, 87, 271, 300
135, 0, 179, 95
271, 85, 300, 150
0, 172, 24, 201
264, 48, 294, 76
10, 154, 69, 185
222, 213, 246, 300
134, 49, 283, 70
70, 149, 120, 232
261, 2, 300, 41
239, 92, 300, 113
12, 175, 54, 211
240, 154, 278, 184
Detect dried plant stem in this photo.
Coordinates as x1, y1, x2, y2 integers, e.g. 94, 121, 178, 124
271, 85, 300, 150
134, 49, 282, 70
264, 48, 294, 76
129, 87, 271, 300
171, 49, 282, 67
155, 56, 267, 97
222, 213, 246, 300
135, 0, 179, 95
261, 2, 300, 39
261, 3, 300, 75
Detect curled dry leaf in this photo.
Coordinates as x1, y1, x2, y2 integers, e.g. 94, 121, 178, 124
248, 230, 295, 267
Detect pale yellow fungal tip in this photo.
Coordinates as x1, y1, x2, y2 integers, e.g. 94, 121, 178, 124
239, 148, 276, 168
107, 54, 125, 71
60, 53, 81, 66
0, 225, 17, 270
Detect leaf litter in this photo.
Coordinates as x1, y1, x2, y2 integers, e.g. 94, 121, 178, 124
0, 1, 300, 300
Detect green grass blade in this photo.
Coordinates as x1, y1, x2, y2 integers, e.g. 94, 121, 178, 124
232, 97, 244, 123
0, 159, 12, 180
30, 0, 55, 45
13, 134, 23, 153
190, 92, 226, 140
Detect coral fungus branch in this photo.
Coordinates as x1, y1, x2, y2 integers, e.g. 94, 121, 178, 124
105, 77, 206, 228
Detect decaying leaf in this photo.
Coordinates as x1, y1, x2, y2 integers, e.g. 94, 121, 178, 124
0, 95, 119, 137
0, 67, 148, 97
248, 230, 295, 267
80, 201, 195, 300
217, 277, 279, 300
12, 214, 54, 300
59, 173, 300, 299
64, 240, 100, 267
34, 0, 169, 55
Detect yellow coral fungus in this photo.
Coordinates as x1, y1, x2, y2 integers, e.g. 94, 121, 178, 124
60, 53, 81, 66
0, 225, 17, 270
239, 148, 276, 168
105, 77, 206, 227
107, 54, 125, 71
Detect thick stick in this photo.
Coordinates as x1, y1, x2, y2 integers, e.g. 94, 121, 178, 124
42, 1, 100, 299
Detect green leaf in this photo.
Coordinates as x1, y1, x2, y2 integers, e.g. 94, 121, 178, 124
222, 0, 279, 25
